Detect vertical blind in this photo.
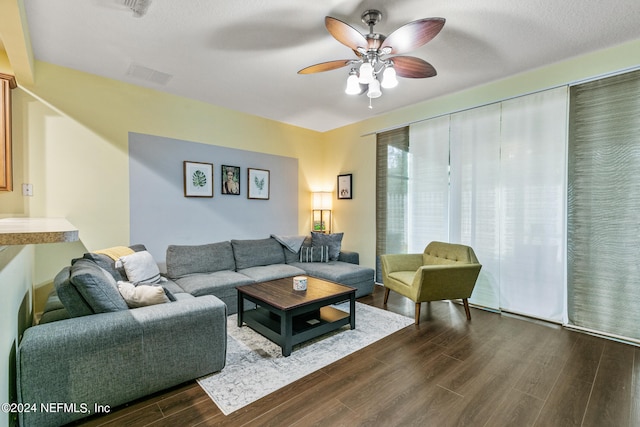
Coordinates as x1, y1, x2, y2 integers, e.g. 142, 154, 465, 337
568, 69, 640, 341
376, 126, 409, 280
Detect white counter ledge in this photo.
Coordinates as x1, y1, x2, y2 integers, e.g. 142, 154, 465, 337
0, 218, 79, 245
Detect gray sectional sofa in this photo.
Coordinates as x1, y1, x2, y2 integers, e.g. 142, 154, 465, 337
166, 234, 375, 314
16, 234, 374, 426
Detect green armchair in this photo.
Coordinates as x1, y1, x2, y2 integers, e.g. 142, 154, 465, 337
380, 241, 482, 325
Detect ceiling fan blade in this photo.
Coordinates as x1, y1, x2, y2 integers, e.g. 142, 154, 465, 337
391, 56, 437, 78
325, 16, 368, 50
380, 18, 445, 55
298, 60, 352, 74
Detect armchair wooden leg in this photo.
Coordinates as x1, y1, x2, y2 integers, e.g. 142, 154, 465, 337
383, 287, 390, 305
415, 303, 421, 325
463, 298, 471, 321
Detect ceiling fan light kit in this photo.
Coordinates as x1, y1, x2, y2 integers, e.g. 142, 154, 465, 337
299, 9, 445, 107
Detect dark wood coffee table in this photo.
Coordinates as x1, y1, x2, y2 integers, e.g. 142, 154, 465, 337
237, 276, 356, 356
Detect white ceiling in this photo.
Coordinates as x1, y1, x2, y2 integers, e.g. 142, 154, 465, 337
22, 0, 640, 132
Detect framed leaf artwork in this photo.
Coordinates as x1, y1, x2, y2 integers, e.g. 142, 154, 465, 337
248, 168, 270, 200
184, 161, 213, 197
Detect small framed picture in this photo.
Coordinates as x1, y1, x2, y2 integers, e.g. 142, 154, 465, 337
248, 168, 270, 200
337, 173, 352, 199
184, 161, 213, 197
221, 165, 241, 195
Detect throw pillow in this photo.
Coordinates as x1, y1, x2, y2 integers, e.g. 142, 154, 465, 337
117, 282, 170, 308
69, 259, 129, 313
311, 232, 344, 261
82, 252, 128, 282
54, 266, 94, 317
299, 246, 330, 263
117, 251, 163, 284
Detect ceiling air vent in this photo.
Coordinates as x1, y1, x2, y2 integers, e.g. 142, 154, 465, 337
126, 63, 173, 86
123, 0, 151, 18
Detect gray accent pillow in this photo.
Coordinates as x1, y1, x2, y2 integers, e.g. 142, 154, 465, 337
69, 259, 129, 313
166, 241, 236, 278
299, 246, 330, 263
231, 238, 285, 270
81, 252, 127, 281
54, 266, 94, 317
311, 232, 344, 261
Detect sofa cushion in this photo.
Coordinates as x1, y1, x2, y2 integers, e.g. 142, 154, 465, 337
38, 290, 71, 324
292, 260, 373, 286
311, 232, 344, 261
69, 259, 129, 313
166, 241, 236, 278
175, 270, 254, 297
161, 277, 185, 295
237, 264, 305, 282
231, 238, 285, 270
118, 251, 163, 284
54, 266, 94, 317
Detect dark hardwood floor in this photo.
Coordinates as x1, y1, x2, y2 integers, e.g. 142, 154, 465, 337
73, 285, 640, 427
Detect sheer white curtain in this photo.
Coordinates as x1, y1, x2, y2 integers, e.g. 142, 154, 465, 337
382, 88, 568, 321
499, 87, 568, 322
450, 104, 502, 310
408, 116, 451, 251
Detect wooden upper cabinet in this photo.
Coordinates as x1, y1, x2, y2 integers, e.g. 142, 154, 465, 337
0, 73, 16, 192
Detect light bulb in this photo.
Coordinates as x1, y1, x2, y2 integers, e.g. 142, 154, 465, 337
367, 78, 382, 98
381, 66, 398, 89
345, 73, 360, 95
359, 62, 374, 84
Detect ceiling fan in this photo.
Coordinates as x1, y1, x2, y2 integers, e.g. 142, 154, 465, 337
298, 9, 445, 105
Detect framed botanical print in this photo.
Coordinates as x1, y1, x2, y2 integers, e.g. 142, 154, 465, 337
184, 161, 213, 197
248, 168, 270, 200
221, 165, 241, 195
337, 173, 352, 199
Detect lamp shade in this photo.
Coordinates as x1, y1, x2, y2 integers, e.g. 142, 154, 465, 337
312, 192, 333, 210
358, 62, 374, 84
345, 73, 361, 95
381, 66, 398, 89
367, 78, 382, 98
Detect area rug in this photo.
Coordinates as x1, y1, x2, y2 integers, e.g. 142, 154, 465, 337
197, 301, 413, 415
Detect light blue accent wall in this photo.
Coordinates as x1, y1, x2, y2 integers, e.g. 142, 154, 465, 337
129, 132, 298, 268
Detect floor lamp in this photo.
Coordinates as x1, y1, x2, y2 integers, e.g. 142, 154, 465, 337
312, 192, 332, 233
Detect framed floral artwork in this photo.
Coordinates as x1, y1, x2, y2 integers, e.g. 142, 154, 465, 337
248, 168, 270, 200
184, 161, 213, 197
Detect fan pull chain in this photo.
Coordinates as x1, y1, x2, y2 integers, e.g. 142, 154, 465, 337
369, 97, 373, 109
